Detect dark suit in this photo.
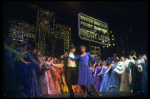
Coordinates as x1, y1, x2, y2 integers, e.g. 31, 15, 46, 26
62, 55, 78, 95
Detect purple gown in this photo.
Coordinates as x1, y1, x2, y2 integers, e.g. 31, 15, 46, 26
93, 66, 103, 91
38, 57, 50, 96
89, 67, 95, 91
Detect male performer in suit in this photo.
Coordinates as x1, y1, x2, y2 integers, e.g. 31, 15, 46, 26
61, 44, 92, 98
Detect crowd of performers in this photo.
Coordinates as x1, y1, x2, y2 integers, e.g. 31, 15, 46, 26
89, 53, 148, 93
4, 39, 148, 98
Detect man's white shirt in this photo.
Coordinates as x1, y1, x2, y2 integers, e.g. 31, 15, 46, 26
68, 52, 76, 67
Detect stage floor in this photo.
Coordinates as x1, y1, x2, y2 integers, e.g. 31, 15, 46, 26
39, 92, 148, 98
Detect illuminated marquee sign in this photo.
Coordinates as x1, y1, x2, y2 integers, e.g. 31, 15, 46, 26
8, 18, 36, 42
78, 13, 110, 45
36, 8, 55, 55
54, 23, 71, 53
55, 23, 71, 41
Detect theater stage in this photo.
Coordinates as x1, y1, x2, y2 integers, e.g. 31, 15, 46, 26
39, 92, 148, 98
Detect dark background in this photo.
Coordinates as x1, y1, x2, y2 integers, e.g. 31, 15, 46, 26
3, 1, 148, 60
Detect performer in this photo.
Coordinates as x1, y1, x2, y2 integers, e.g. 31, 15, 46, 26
53, 60, 70, 94
4, 40, 30, 98
130, 50, 138, 61
90, 62, 95, 75
37, 51, 51, 96
106, 59, 120, 92
50, 61, 62, 94
136, 54, 148, 93
142, 54, 148, 69
119, 57, 131, 92
67, 45, 102, 97
107, 54, 119, 66
107, 54, 121, 86
88, 62, 96, 92
58, 60, 69, 93
135, 54, 143, 92
93, 62, 103, 91
61, 45, 79, 97
46, 57, 57, 94
127, 55, 139, 93
62, 44, 93, 97
99, 62, 110, 92
15, 42, 34, 97
28, 48, 42, 97
106, 57, 110, 64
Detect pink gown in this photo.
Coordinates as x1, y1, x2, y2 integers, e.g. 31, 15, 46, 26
46, 61, 58, 94
39, 60, 57, 96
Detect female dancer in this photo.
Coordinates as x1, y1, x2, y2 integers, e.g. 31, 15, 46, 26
106, 59, 120, 92
137, 55, 148, 93
93, 62, 103, 91
67, 45, 102, 97
88, 62, 95, 92
57, 60, 69, 93
37, 51, 50, 96
4, 41, 30, 98
28, 48, 43, 97
50, 60, 62, 94
99, 62, 110, 92
15, 42, 34, 97
119, 57, 131, 92
127, 55, 138, 92
46, 57, 57, 94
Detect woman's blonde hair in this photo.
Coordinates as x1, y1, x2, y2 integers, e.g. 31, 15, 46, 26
120, 56, 124, 61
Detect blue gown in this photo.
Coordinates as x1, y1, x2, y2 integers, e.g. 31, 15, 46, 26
29, 53, 41, 97
108, 64, 120, 92
31, 53, 41, 74
107, 57, 118, 66
69, 52, 99, 85
99, 66, 110, 92
15, 52, 31, 97
15, 52, 41, 97
4, 49, 26, 98
89, 67, 95, 91
140, 63, 148, 93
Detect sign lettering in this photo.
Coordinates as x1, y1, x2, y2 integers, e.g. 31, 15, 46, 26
8, 18, 36, 41
78, 13, 110, 45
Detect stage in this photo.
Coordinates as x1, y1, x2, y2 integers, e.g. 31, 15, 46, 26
39, 92, 148, 98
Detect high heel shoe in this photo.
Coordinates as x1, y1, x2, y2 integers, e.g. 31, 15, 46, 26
98, 93, 102, 96
96, 92, 102, 96
84, 93, 88, 97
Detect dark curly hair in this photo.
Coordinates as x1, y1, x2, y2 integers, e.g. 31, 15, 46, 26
22, 44, 29, 51
80, 45, 87, 51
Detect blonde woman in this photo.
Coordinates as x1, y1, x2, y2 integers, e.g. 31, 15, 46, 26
119, 57, 131, 92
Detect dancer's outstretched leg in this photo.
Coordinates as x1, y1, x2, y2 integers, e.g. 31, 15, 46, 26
85, 85, 92, 96
91, 85, 102, 96
83, 86, 88, 97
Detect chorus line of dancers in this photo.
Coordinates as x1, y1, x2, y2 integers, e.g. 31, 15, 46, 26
4, 39, 148, 98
